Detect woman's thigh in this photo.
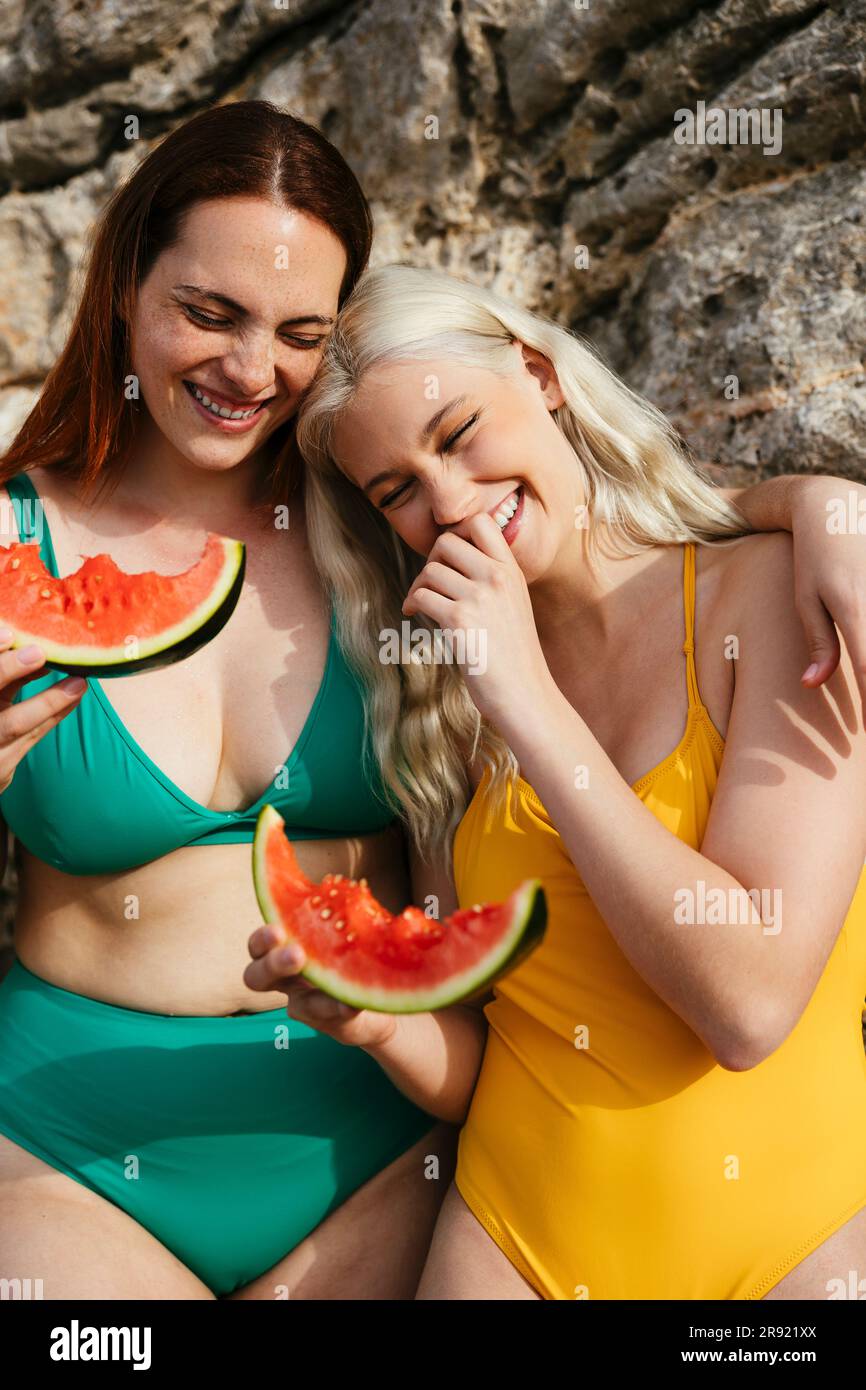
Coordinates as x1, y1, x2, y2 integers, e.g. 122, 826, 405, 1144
762, 1203, 866, 1300
228, 1121, 459, 1300
415, 1180, 542, 1300
0, 1133, 214, 1300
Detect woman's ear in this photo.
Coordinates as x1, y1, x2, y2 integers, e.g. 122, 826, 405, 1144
517, 342, 566, 411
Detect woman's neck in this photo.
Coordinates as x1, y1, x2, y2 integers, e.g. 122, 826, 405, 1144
115, 417, 275, 532
529, 525, 671, 655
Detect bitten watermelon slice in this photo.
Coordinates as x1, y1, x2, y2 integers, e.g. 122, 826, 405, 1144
0, 535, 245, 677
252, 803, 547, 1013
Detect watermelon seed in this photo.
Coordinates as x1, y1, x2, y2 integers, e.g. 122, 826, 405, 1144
328, 887, 338, 898
320, 907, 332, 920
310, 895, 321, 907
333, 874, 344, 882
40, 588, 51, 598
334, 918, 346, 931
10, 558, 19, 569
345, 931, 356, 942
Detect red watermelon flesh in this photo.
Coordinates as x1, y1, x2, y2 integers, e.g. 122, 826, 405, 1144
0, 534, 245, 677
252, 803, 547, 1013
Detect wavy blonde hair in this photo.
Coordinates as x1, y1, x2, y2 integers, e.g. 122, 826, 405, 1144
295, 264, 752, 863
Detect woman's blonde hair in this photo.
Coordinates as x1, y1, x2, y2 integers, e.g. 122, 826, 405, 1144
296, 264, 752, 863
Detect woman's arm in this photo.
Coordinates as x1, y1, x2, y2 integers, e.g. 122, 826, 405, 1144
720, 473, 866, 705
364, 834, 488, 1125
363, 1006, 487, 1125
496, 533, 866, 1071
719, 474, 797, 532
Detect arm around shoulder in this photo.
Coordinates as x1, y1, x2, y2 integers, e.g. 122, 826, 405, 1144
700, 531, 866, 1064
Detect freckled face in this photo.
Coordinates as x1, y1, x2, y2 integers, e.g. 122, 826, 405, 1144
129, 196, 346, 471
329, 349, 581, 584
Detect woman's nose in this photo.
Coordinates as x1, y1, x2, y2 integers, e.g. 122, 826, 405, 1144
220, 332, 276, 398
428, 470, 479, 529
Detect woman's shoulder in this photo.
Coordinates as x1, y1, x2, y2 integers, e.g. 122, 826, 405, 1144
698, 530, 814, 716
700, 530, 795, 627
700, 528, 793, 579
1, 464, 68, 509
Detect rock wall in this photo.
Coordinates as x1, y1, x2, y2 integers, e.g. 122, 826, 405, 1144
0, 0, 864, 940
0, 0, 863, 479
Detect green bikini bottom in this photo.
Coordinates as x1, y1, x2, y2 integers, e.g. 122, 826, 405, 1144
0, 958, 435, 1296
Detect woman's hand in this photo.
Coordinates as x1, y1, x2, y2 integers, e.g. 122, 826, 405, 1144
244, 922, 398, 1048
401, 512, 555, 728
788, 476, 866, 708
0, 633, 87, 794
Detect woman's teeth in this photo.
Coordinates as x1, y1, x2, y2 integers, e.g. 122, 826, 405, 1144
494, 489, 520, 529
188, 382, 263, 420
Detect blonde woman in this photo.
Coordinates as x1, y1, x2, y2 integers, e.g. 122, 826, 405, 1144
248, 264, 866, 1300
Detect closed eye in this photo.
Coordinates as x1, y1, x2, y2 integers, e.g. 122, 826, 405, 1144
183, 304, 326, 349
442, 411, 480, 452
184, 304, 230, 329
379, 479, 414, 508
378, 410, 481, 507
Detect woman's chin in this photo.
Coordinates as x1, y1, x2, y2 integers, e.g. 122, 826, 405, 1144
165, 429, 270, 472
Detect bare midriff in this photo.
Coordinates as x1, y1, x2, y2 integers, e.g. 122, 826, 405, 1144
12, 823, 408, 1016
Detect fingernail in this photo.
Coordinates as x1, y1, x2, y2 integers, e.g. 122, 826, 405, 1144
0, 625, 12, 642
61, 676, 87, 694
802, 663, 820, 681
17, 644, 44, 665
276, 947, 299, 969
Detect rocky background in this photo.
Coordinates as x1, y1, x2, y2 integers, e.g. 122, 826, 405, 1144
0, 0, 864, 945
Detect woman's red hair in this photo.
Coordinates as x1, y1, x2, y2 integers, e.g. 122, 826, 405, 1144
0, 100, 373, 506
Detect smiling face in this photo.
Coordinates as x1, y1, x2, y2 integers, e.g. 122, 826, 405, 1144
329, 343, 584, 584
129, 196, 347, 473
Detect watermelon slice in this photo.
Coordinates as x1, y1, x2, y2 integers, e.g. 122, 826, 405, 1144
252, 803, 547, 1013
0, 535, 245, 677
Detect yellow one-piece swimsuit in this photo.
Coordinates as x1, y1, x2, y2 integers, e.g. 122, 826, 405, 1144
453, 542, 866, 1300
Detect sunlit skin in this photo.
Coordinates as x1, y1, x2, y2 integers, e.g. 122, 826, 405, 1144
332, 344, 577, 578
0, 196, 458, 1300
324, 350, 866, 1300
328, 347, 679, 674
126, 196, 345, 515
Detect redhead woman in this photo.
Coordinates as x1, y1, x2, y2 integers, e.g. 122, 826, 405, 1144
0, 102, 465, 1301
247, 263, 866, 1301
0, 102, 862, 1302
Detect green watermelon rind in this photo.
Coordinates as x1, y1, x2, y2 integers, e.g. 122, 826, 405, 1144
252, 803, 548, 1014
252, 803, 294, 926
4, 538, 246, 678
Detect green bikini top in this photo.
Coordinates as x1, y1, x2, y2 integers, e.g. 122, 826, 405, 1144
0, 472, 398, 875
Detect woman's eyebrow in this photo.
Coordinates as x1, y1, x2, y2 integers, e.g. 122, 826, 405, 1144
173, 284, 334, 328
